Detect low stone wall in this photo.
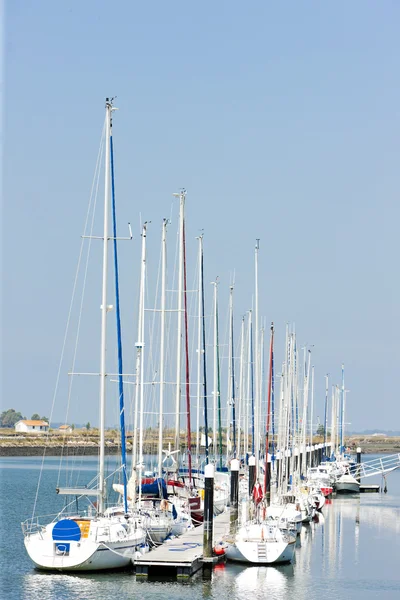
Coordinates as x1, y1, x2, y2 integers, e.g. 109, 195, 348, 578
0, 445, 120, 457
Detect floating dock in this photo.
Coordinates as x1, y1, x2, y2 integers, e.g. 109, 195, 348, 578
359, 484, 380, 493
134, 511, 230, 579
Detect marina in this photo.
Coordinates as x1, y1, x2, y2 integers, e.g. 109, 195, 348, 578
1, 454, 399, 600
4, 3, 400, 600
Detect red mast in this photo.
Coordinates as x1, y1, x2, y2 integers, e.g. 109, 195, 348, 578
264, 323, 274, 497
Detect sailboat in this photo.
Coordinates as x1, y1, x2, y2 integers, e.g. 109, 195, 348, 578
22, 99, 147, 571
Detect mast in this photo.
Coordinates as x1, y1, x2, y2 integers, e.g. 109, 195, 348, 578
137, 223, 147, 505
323, 374, 329, 460
271, 333, 276, 465
229, 285, 236, 458
98, 99, 112, 514
237, 316, 245, 460
158, 218, 168, 478
174, 190, 185, 453
216, 287, 223, 470
340, 363, 345, 454
182, 215, 192, 484
254, 240, 260, 472
200, 236, 209, 464
212, 280, 218, 461
309, 364, 315, 465
263, 323, 274, 499
109, 103, 129, 514
195, 235, 203, 462
249, 310, 255, 456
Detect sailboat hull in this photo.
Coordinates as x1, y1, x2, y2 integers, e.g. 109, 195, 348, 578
335, 474, 360, 494
24, 536, 141, 571
23, 516, 147, 572
225, 539, 295, 564
335, 481, 360, 494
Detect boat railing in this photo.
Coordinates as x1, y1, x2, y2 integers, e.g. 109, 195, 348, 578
21, 510, 93, 537
21, 513, 59, 537
349, 453, 400, 479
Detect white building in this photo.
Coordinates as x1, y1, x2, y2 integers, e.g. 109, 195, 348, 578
59, 424, 73, 433
15, 420, 49, 433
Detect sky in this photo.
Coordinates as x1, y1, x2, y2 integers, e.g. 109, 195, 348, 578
2, 1, 400, 433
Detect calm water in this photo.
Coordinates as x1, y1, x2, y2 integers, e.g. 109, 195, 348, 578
1, 455, 399, 600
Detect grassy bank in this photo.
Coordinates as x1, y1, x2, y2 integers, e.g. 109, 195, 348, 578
1, 428, 399, 457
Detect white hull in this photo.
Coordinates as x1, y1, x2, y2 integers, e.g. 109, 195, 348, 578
24, 535, 144, 571
335, 481, 360, 494
225, 522, 296, 565
23, 516, 146, 572
226, 538, 295, 564
335, 473, 360, 494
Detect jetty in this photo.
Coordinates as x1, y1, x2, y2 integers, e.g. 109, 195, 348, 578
134, 511, 230, 579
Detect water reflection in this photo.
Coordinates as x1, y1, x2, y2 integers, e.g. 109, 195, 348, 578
232, 564, 294, 600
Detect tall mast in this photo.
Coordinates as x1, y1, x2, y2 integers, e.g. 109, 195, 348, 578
137, 223, 147, 505
174, 190, 186, 453
212, 280, 218, 460
249, 310, 255, 456
263, 323, 274, 498
182, 215, 192, 484
109, 102, 129, 514
229, 285, 236, 458
330, 384, 336, 458
237, 315, 245, 460
310, 364, 315, 458
158, 218, 168, 478
340, 363, 345, 454
254, 240, 260, 472
200, 236, 209, 464
323, 374, 329, 460
98, 99, 112, 514
195, 235, 203, 462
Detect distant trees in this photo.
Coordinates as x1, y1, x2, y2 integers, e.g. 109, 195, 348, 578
31, 413, 49, 423
86, 422, 91, 431
0, 409, 25, 428
316, 424, 325, 436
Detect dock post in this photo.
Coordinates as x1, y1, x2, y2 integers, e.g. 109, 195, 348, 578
356, 447, 362, 483
248, 455, 256, 496
230, 458, 240, 534
203, 463, 214, 560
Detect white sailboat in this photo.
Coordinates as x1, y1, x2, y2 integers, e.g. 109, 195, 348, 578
22, 99, 147, 571
225, 521, 296, 564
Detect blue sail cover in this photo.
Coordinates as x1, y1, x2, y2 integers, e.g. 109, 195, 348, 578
140, 478, 168, 499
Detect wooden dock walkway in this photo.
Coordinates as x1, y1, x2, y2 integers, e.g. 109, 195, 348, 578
134, 511, 230, 579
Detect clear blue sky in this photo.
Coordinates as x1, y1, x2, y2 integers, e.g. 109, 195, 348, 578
2, 1, 400, 432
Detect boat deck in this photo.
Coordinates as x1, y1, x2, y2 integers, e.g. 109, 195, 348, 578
134, 511, 230, 578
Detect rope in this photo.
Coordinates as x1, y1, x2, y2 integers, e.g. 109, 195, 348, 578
98, 542, 143, 558
168, 542, 201, 552
31, 120, 106, 522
